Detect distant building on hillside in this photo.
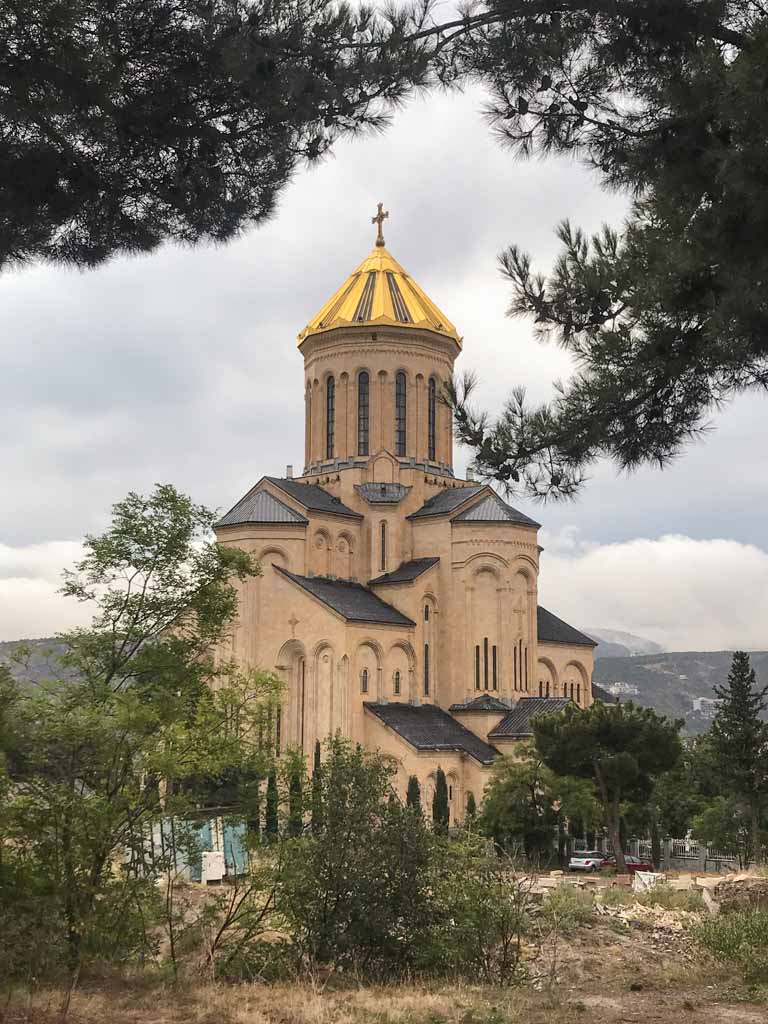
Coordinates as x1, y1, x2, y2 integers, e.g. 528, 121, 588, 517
692, 697, 722, 718
606, 681, 639, 697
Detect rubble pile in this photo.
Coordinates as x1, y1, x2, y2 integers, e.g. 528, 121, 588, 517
594, 900, 699, 957
712, 875, 768, 913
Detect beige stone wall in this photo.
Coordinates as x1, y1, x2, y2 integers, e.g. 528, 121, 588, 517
299, 327, 459, 470
536, 642, 595, 707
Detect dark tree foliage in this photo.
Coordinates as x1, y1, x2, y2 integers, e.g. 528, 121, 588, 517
432, 767, 450, 833
533, 701, 682, 873
710, 651, 768, 862
311, 739, 323, 834
465, 791, 477, 826
406, 774, 422, 814
265, 770, 278, 839
0, 0, 435, 270
441, 1, 768, 497
288, 768, 303, 837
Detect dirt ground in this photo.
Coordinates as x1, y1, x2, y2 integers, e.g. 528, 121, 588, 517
4, 881, 766, 1024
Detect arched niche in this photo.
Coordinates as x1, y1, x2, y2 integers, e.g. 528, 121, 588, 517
386, 640, 415, 701
276, 639, 308, 753
258, 546, 289, 570
312, 528, 332, 576
336, 531, 355, 579
312, 642, 335, 742
563, 660, 589, 705
356, 639, 383, 701
536, 657, 558, 698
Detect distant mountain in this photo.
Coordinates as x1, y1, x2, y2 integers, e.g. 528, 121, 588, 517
593, 650, 768, 733
584, 627, 665, 660
0, 637, 73, 689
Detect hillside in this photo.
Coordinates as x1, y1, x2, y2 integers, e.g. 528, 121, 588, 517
593, 650, 768, 732
0, 636, 74, 688
584, 627, 664, 660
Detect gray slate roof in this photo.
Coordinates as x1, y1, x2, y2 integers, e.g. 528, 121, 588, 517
537, 606, 597, 648
355, 483, 411, 505
453, 491, 540, 528
369, 557, 440, 586
365, 702, 498, 764
275, 567, 415, 626
449, 694, 510, 713
489, 697, 572, 739
408, 485, 484, 519
592, 683, 619, 703
265, 477, 362, 519
216, 488, 308, 527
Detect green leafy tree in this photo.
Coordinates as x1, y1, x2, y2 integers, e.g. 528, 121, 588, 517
693, 796, 753, 870
432, 767, 450, 834
0, 485, 280, 977
406, 775, 422, 815
265, 770, 279, 840
276, 737, 438, 975
709, 652, 768, 864
533, 702, 682, 873
465, 791, 477, 829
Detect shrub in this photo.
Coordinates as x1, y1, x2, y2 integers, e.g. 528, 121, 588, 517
542, 885, 595, 933
640, 883, 704, 912
692, 910, 768, 983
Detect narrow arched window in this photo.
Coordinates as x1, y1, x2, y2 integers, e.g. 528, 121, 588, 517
424, 643, 430, 695
424, 605, 429, 622
492, 645, 498, 691
357, 371, 369, 455
361, 669, 369, 694
326, 376, 335, 459
395, 371, 407, 456
475, 645, 480, 690
394, 670, 401, 696
380, 521, 387, 572
483, 637, 489, 690
576, 683, 581, 704
428, 377, 437, 461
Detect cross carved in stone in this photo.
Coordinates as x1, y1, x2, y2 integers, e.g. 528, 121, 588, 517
513, 598, 526, 635
288, 614, 299, 638
372, 202, 389, 247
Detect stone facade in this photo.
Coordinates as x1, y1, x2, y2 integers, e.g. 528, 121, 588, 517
215, 231, 596, 820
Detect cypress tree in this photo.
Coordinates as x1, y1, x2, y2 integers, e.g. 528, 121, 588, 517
432, 768, 450, 834
311, 740, 324, 834
406, 775, 422, 815
710, 652, 768, 865
465, 791, 477, 829
288, 769, 303, 837
265, 770, 278, 841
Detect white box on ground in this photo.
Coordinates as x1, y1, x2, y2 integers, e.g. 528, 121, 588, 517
201, 850, 225, 883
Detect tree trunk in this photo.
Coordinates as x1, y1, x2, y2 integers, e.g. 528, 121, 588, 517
593, 764, 627, 874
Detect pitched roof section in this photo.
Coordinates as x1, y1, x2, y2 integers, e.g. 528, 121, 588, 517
275, 567, 415, 627
453, 491, 540, 528
369, 557, 440, 587
298, 245, 461, 345
537, 606, 597, 648
449, 695, 510, 713
265, 477, 362, 519
365, 702, 498, 765
489, 697, 572, 739
216, 488, 308, 528
355, 483, 411, 505
408, 485, 484, 520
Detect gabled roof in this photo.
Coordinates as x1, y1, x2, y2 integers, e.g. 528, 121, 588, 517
355, 483, 411, 505
275, 567, 415, 627
265, 477, 362, 519
365, 702, 498, 765
369, 557, 439, 586
216, 487, 309, 528
453, 491, 540, 528
407, 485, 484, 520
537, 606, 597, 648
489, 697, 572, 739
297, 245, 461, 345
449, 695, 510, 713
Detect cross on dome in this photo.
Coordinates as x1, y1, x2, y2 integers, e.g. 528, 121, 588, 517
372, 202, 389, 247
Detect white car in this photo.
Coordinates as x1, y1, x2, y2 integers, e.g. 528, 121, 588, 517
568, 850, 606, 872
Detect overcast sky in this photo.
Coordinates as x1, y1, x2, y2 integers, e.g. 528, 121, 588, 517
2, 86, 767, 650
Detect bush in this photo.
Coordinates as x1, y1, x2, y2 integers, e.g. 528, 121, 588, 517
640, 883, 704, 913
542, 885, 595, 933
692, 910, 768, 983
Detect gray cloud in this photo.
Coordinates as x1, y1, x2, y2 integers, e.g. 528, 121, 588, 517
1, 86, 766, 645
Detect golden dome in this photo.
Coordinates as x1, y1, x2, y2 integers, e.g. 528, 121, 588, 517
297, 244, 461, 346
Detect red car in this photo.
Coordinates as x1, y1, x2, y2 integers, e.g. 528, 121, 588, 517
602, 854, 655, 873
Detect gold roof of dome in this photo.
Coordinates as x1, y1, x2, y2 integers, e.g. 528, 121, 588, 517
297, 204, 461, 346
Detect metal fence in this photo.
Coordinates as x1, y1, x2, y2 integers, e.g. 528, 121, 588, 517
573, 835, 739, 870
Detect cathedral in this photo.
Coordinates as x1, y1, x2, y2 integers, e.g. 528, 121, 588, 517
215, 208, 596, 821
